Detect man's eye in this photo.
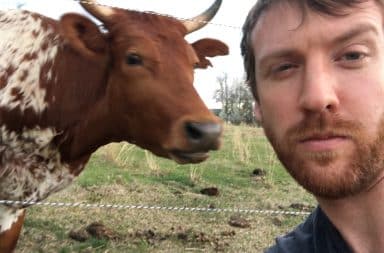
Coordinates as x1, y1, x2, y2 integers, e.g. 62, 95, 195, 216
335, 49, 370, 69
341, 52, 365, 61
275, 63, 295, 72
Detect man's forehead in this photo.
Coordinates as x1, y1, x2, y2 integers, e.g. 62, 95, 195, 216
250, 2, 306, 61
251, 0, 384, 60
252, 0, 383, 36
251, 2, 303, 43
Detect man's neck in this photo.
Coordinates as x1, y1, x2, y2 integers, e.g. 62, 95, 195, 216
317, 172, 384, 253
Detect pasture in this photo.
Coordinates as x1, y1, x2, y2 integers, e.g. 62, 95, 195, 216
15, 124, 315, 252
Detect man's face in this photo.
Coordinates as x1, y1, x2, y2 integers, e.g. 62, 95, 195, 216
252, 1, 384, 198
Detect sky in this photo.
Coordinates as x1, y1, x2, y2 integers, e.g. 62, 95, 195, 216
0, 0, 257, 108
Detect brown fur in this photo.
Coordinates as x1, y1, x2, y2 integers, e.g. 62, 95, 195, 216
0, 210, 25, 253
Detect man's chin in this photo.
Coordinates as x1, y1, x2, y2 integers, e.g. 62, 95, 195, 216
284, 158, 360, 198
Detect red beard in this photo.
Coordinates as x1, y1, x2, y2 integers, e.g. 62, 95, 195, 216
263, 112, 384, 199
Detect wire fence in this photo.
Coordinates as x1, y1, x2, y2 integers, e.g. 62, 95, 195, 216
0, 200, 311, 216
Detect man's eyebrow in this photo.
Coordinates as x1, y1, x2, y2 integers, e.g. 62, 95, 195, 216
332, 23, 379, 45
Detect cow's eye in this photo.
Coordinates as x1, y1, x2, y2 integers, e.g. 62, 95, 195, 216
125, 53, 143, 66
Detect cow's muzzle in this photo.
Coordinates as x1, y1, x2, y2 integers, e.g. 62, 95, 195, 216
169, 122, 222, 164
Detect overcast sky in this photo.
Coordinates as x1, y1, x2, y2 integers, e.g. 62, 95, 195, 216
0, 0, 257, 108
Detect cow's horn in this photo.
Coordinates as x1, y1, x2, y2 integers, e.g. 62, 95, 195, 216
182, 0, 222, 34
79, 0, 115, 23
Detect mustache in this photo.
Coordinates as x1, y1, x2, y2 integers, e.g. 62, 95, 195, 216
286, 113, 362, 142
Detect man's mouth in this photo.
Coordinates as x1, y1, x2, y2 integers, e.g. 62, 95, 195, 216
297, 132, 350, 151
299, 133, 348, 142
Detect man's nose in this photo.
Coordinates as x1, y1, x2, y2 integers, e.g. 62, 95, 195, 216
298, 60, 339, 113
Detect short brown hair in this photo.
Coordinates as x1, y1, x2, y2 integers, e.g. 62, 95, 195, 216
240, 0, 375, 101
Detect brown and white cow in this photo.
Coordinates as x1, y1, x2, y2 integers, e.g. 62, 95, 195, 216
0, 0, 228, 251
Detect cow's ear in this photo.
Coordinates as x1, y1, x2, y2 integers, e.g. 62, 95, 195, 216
191, 38, 229, 69
60, 14, 107, 60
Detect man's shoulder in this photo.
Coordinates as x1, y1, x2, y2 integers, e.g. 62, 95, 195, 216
265, 207, 352, 253
265, 209, 316, 253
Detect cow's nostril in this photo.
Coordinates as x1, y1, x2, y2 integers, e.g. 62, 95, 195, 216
185, 122, 204, 141
185, 122, 222, 148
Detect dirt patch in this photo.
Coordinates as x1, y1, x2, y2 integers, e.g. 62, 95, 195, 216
200, 187, 219, 196
69, 229, 89, 242
228, 215, 251, 228
252, 168, 266, 177
70, 222, 238, 251
129, 226, 236, 251
69, 222, 120, 242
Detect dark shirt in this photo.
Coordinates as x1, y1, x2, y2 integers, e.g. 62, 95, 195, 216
265, 207, 352, 253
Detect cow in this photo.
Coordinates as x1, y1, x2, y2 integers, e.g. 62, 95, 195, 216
0, 0, 228, 251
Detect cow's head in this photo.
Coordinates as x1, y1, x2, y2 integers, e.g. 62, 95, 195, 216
59, 0, 228, 164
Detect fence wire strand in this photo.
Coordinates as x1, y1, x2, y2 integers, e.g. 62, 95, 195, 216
0, 200, 311, 216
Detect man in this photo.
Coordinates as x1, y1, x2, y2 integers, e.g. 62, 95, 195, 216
241, 0, 384, 252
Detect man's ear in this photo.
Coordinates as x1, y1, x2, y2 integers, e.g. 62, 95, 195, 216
191, 38, 229, 69
60, 13, 108, 60
254, 102, 263, 123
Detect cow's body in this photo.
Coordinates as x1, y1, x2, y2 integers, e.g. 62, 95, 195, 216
0, 11, 77, 237
0, 1, 228, 251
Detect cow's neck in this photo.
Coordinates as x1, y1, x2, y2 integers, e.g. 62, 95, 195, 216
63, 97, 113, 162
49, 45, 113, 163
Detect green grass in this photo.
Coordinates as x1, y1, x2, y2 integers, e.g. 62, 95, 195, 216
16, 124, 315, 252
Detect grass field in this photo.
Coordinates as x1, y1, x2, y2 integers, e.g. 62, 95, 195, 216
16, 124, 316, 252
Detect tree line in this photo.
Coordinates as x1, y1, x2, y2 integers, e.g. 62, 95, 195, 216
213, 73, 256, 125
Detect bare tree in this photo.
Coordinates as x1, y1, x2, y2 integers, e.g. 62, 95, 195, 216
214, 73, 231, 121
214, 74, 255, 125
